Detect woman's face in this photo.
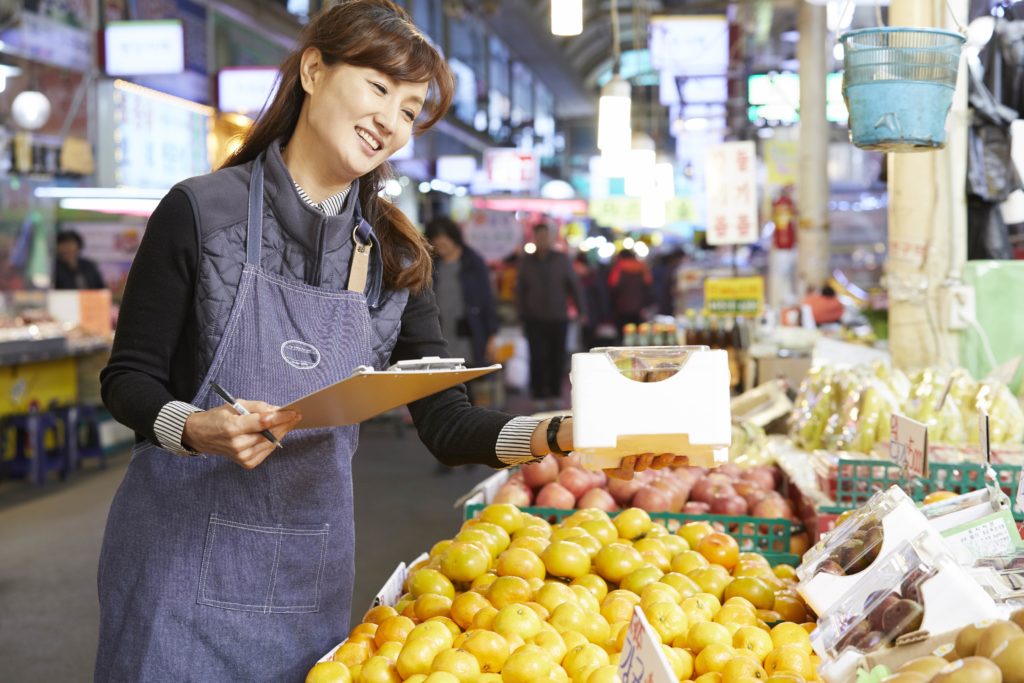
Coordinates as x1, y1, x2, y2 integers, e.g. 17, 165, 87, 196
302, 54, 429, 183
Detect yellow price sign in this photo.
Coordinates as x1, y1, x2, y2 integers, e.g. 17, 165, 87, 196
704, 276, 765, 317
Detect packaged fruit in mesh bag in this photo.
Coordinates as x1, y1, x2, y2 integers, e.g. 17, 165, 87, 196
791, 365, 840, 450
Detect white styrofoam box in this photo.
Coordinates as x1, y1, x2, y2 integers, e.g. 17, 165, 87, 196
456, 469, 511, 514
797, 495, 939, 616
570, 348, 732, 471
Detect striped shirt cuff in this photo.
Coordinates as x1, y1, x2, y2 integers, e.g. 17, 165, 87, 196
495, 416, 543, 467
154, 401, 203, 456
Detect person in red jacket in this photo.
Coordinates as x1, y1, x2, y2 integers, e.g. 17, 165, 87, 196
608, 248, 654, 333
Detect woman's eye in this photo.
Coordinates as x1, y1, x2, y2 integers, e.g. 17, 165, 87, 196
403, 110, 416, 122
371, 82, 387, 95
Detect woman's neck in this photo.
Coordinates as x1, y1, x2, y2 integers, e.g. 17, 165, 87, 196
281, 125, 353, 203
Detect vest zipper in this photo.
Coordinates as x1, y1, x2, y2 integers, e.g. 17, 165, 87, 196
312, 216, 327, 286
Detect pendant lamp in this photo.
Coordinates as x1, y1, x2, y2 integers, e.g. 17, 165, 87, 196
551, 0, 583, 36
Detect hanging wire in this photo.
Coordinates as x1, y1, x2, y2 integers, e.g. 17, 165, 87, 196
610, 0, 621, 73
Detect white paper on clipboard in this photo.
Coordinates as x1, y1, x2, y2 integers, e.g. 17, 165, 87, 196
283, 362, 501, 429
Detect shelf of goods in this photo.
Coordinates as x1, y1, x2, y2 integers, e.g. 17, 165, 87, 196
306, 502, 821, 683
778, 360, 1024, 542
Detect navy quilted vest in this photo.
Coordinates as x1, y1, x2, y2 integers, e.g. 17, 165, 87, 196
173, 140, 409, 388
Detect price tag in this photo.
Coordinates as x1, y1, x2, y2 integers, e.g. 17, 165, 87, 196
890, 414, 928, 478
618, 607, 676, 683
1016, 468, 1024, 516
372, 561, 408, 608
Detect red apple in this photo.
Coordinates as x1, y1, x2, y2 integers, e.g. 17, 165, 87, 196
606, 477, 644, 506
709, 493, 749, 516
682, 501, 712, 514
558, 467, 596, 499
633, 485, 673, 513
558, 452, 583, 470
740, 467, 776, 492
493, 482, 532, 506
536, 482, 576, 509
577, 488, 618, 513
753, 497, 791, 519
714, 463, 743, 480
522, 455, 559, 489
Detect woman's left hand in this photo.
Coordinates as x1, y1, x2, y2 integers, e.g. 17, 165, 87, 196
533, 417, 688, 481
604, 453, 689, 480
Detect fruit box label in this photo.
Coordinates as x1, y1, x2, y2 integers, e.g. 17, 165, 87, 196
890, 414, 928, 478
373, 561, 408, 609
618, 607, 676, 683
940, 509, 1019, 559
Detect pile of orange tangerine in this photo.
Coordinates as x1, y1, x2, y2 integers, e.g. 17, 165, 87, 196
307, 505, 820, 683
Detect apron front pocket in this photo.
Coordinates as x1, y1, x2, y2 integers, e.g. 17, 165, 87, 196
198, 514, 329, 613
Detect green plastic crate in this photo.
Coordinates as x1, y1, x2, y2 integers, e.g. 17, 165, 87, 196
929, 462, 1024, 521
464, 504, 800, 565
833, 458, 930, 507
829, 459, 1023, 521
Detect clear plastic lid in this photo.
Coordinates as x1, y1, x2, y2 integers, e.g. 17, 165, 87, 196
590, 345, 709, 383
811, 532, 951, 660
797, 487, 912, 582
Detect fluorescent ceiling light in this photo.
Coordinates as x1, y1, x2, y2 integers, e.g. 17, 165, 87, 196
59, 198, 161, 215
34, 187, 168, 199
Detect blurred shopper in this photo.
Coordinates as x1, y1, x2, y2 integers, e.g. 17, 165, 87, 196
425, 215, 498, 369
575, 252, 611, 351
803, 284, 845, 325
651, 248, 685, 316
608, 248, 653, 332
517, 223, 585, 409
54, 230, 105, 289
96, 3, 685, 680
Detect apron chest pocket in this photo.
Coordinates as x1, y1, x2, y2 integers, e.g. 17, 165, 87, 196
198, 514, 329, 613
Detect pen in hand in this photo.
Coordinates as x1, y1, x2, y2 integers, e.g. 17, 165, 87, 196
209, 381, 284, 450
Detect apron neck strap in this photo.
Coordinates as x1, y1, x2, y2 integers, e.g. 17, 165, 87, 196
246, 155, 265, 267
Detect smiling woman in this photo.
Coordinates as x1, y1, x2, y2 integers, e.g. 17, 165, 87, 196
95, 1, 686, 680
223, 0, 453, 294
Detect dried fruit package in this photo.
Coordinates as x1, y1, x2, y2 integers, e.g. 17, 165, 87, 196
812, 533, 952, 661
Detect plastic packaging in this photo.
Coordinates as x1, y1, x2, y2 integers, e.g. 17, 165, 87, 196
796, 486, 939, 615
813, 532, 999, 683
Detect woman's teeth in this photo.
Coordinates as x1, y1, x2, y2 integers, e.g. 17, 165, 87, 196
357, 128, 381, 151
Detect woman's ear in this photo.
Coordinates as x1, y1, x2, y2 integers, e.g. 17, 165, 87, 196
299, 48, 324, 95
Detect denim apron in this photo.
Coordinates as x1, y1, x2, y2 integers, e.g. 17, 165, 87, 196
96, 155, 373, 682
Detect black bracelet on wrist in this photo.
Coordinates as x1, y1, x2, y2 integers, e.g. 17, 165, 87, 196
546, 415, 570, 456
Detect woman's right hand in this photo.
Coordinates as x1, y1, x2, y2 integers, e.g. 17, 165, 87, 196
182, 401, 302, 469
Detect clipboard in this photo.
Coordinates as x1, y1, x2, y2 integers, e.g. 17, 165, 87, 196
282, 358, 501, 429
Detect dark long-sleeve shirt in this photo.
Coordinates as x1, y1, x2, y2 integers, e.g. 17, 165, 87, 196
100, 189, 538, 468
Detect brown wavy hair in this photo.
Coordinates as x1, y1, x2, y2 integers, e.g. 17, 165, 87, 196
222, 0, 453, 294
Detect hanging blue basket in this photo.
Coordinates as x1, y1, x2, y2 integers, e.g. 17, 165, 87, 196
840, 27, 965, 152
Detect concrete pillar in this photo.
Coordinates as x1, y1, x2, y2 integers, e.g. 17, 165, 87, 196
886, 0, 968, 370
797, 2, 831, 292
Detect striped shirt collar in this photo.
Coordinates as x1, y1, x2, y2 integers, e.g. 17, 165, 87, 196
293, 182, 352, 216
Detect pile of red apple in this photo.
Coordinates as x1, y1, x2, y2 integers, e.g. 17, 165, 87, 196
492, 453, 798, 522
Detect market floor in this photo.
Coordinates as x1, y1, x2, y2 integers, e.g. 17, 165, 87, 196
0, 414, 510, 682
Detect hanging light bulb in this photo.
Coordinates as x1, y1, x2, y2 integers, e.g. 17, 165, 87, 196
551, 0, 583, 36
11, 91, 52, 131
625, 132, 656, 197
598, 75, 631, 157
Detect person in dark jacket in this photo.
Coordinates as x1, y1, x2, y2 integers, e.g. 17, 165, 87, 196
54, 230, 105, 289
425, 216, 498, 368
517, 223, 585, 409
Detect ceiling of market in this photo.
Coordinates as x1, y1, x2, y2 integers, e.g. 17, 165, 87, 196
478, 0, 802, 121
